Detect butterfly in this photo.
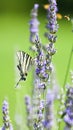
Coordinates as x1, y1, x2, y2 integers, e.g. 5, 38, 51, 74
16, 51, 33, 87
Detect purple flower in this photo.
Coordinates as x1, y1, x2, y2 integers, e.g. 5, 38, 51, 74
2, 100, 13, 129
34, 4, 39, 9
2, 124, 13, 130
64, 115, 73, 126
45, 0, 58, 38
29, 4, 40, 43
38, 82, 46, 89
46, 89, 54, 104
25, 95, 31, 106
24, 95, 32, 128
36, 68, 40, 75
43, 120, 53, 129
30, 19, 39, 33
40, 100, 45, 110
43, 89, 54, 129
62, 87, 73, 128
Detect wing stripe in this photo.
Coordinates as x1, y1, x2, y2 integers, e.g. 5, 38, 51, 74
25, 55, 32, 71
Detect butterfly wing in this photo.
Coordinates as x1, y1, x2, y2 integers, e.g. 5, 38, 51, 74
17, 51, 24, 75
17, 50, 33, 79
24, 53, 32, 74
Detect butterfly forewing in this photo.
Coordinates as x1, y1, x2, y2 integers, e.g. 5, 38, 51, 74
22, 52, 27, 74
25, 54, 32, 72
17, 51, 24, 65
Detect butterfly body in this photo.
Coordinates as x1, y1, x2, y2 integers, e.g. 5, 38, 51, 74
17, 65, 27, 79
16, 51, 33, 87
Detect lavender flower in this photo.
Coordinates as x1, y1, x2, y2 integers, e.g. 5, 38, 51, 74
29, 4, 40, 43
25, 0, 59, 129
35, 37, 49, 82
57, 88, 65, 130
25, 95, 32, 128
60, 72, 73, 130
44, 0, 58, 58
43, 0, 58, 88
46, 0, 58, 34
2, 100, 13, 130
31, 77, 44, 130
43, 89, 54, 130
60, 86, 73, 130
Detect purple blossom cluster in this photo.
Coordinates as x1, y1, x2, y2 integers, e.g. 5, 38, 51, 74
35, 37, 49, 83
63, 86, 73, 130
2, 100, 13, 130
25, 95, 32, 128
15, 0, 73, 129
24, 79, 45, 130
25, 0, 59, 130
43, 89, 54, 130
46, 0, 58, 35
0, 0, 72, 130
29, 4, 40, 43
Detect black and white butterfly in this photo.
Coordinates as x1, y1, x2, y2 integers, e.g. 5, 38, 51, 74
16, 51, 33, 87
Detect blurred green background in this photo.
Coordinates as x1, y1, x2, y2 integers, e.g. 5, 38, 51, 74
0, 0, 73, 129
0, 0, 73, 13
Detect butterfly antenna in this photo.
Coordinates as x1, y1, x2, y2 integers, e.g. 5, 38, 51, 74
15, 78, 22, 88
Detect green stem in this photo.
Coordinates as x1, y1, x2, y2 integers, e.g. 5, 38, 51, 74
63, 45, 73, 88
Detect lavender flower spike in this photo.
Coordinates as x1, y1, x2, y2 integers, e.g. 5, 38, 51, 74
25, 95, 32, 129
43, 0, 59, 86
45, 0, 58, 43
29, 4, 40, 43
34, 4, 39, 9
43, 89, 54, 130
62, 86, 73, 130
2, 100, 13, 130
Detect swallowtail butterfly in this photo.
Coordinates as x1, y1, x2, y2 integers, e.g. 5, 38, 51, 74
16, 51, 33, 87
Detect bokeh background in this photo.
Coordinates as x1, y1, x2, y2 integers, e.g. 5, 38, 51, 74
0, 0, 73, 13
0, 0, 73, 129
